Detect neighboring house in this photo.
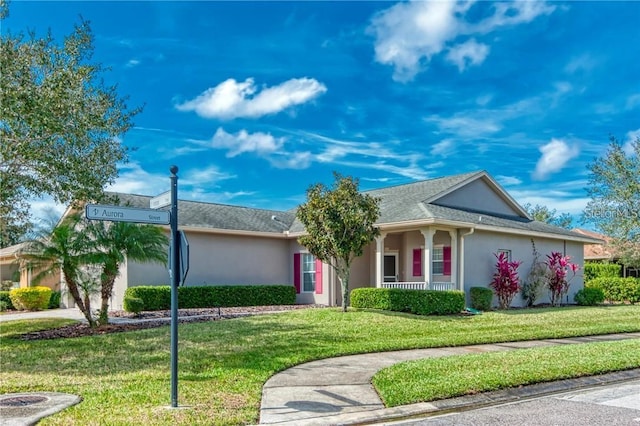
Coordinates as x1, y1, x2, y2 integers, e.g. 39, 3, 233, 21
0, 242, 61, 291
29, 170, 602, 310
572, 228, 639, 278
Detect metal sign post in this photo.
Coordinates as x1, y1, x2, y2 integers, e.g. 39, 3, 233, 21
169, 165, 180, 408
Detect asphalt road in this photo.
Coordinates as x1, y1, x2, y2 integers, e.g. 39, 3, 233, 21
382, 379, 640, 426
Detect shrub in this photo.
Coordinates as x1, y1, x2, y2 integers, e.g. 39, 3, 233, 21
521, 240, 547, 307
490, 252, 522, 309
1, 280, 14, 291
9, 286, 52, 311
125, 286, 171, 311
583, 262, 621, 281
124, 284, 297, 311
0, 291, 14, 310
470, 287, 493, 311
545, 252, 579, 306
574, 287, 605, 306
0, 300, 8, 312
587, 277, 640, 303
350, 288, 465, 315
123, 296, 145, 316
48, 291, 61, 309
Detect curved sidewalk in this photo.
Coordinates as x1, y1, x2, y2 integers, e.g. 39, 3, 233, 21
259, 332, 640, 425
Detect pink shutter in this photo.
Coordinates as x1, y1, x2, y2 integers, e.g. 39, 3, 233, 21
412, 248, 422, 276
315, 259, 323, 294
293, 253, 301, 294
443, 246, 452, 275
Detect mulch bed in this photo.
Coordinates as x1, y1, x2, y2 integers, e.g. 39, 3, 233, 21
18, 305, 325, 341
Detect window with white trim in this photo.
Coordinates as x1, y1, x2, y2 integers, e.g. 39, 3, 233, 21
432, 246, 444, 275
302, 253, 316, 292
497, 249, 512, 261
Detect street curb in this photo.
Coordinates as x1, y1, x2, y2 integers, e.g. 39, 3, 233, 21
358, 369, 640, 425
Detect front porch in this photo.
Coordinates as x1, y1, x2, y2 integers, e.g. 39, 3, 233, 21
369, 227, 465, 292
381, 281, 457, 291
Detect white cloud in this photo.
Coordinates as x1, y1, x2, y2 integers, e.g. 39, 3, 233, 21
269, 151, 313, 170
564, 54, 596, 74
107, 162, 168, 195
426, 114, 501, 137
181, 166, 235, 187
211, 128, 285, 158
430, 139, 455, 156
176, 77, 327, 120
532, 138, 580, 180
626, 93, 640, 110
369, 0, 555, 81
446, 39, 489, 72
624, 129, 640, 155
495, 175, 522, 186
125, 59, 141, 68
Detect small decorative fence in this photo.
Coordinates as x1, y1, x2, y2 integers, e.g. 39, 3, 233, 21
381, 282, 456, 291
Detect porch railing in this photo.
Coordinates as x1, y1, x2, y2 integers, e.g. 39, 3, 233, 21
381, 282, 456, 291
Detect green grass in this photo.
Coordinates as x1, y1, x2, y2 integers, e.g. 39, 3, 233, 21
0, 305, 639, 425
373, 339, 640, 406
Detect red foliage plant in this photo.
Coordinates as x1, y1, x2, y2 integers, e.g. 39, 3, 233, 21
545, 251, 579, 306
490, 252, 522, 309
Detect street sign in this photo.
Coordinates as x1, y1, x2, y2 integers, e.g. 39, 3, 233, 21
85, 204, 170, 225
179, 230, 189, 283
150, 191, 171, 209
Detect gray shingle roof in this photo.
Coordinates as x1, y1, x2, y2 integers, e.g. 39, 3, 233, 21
106, 193, 295, 233
104, 170, 597, 243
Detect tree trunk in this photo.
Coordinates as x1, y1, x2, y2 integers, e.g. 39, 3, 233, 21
339, 266, 351, 313
99, 273, 117, 326
62, 269, 96, 328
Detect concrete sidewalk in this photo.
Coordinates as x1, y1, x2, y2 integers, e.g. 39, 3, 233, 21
259, 332, 640, 425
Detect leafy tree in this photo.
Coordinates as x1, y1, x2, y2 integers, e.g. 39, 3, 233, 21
84, 220, 168, 325
0, 8, 141, 247
25, 215, 168, 327
521, 239, 547, 307
583, 136, 640, 268
25, 214, 100, 327
523, 203, 573, 229
297, 173, 380, 312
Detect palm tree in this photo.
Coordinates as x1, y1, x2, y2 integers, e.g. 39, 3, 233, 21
85, 220, 168, 325
24, 214, 100, 327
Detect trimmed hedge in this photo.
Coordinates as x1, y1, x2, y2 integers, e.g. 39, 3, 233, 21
123, 296, 144, 316
9, 286, 52, 311
350, 288, 465, 315
124, 285, 297, 311
0, 291, 14, 310
583, 262, 621, 281
470, 287, 493, 311
587, 277, 640, 303
574, 287, 605, 306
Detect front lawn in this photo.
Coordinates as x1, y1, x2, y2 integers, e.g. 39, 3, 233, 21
1, 305, 639, 425
373, 338, 640, 407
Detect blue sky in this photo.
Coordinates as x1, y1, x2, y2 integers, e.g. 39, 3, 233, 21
6, 1, 640, 224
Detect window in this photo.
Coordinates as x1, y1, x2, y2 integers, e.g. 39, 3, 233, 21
432, 246, 444, 275
497, 249, 512, 261
302, 253, 316, 292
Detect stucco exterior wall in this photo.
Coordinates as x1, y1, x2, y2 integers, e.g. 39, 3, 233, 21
434, 179, 522, 217
462, 230, 585, 307
110, 231, 292, 310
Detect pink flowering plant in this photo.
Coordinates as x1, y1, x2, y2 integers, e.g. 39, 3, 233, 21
490, 252, 522, 309
545, 251, 579, 306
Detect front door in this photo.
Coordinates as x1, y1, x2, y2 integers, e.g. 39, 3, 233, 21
384, 253, 398, 282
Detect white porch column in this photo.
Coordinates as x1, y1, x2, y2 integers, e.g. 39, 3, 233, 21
420, 228, 433, 287
375, 233, 387, 288
448, 229, 459, 290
